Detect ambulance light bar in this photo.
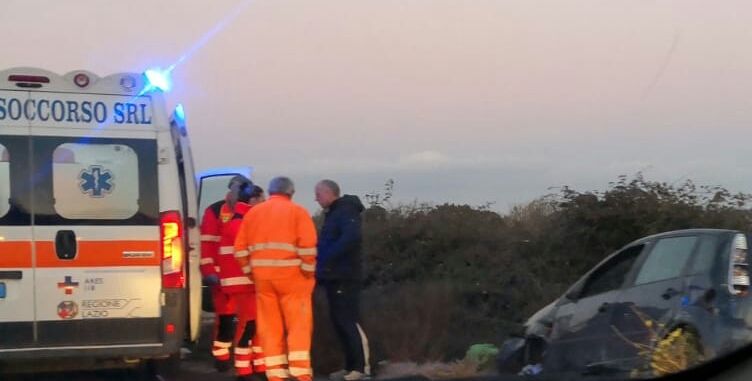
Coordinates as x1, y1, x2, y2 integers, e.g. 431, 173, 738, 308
144, 68, 171, 92
175, 104, 186, 123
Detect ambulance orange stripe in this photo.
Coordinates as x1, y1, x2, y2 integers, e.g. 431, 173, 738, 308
0, 241, 33, 268
36, 241, 162, 267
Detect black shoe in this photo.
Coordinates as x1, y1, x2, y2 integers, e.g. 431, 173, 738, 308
249, 373, 269, 381
215, 359, 233, 372
237, 375, 266, 381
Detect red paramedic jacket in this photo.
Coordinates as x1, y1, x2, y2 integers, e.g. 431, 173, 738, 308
200, 199, 255, 294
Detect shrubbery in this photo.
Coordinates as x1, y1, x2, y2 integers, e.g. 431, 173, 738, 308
312, 174, 752, 374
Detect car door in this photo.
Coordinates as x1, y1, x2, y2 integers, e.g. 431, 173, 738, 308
611, 235, 699, 366
547, 244, 645, 373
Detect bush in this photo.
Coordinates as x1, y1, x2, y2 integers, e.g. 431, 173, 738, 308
315, 174, 752, 372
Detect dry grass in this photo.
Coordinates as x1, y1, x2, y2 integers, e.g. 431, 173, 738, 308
376, 359, 484, 380
312, 281, 502, 376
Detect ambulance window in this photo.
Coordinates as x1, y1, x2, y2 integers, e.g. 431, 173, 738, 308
0, 144, 9, 218
52, 143, 139, 219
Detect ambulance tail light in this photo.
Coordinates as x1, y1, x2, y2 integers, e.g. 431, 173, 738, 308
161, 210, 185, 289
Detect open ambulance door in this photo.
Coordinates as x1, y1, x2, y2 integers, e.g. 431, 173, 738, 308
169, 107, 202, 343
196, 167, 253, 313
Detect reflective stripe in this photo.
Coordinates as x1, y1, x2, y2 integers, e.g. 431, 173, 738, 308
252, 259, 302, 267
242, 265, 251, 274
301, 263, 315, 272
201, 234, 221, 242
254, 359, 265, 365
235, 250, 249, 258
267, 369, 291, 378
288, 351, 310, 361
235, 347, 251, 355
219, 246, 234, 255
265, 354, 289, 366
250, 242, 317, 257
297, 247, 317, 256
235, 360, 251, 368
213, 341, 232, 348
200, 257, 214, 265
289, 367, 313, 376
221, 276, 254, 286
252, 346, 263, 353
212, 348, 230, 356
249, 242, 297, 253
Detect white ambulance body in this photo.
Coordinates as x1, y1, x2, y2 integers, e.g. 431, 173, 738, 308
0, 68, 202, 371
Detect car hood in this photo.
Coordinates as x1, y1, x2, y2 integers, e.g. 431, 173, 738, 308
524, 300, 558, 336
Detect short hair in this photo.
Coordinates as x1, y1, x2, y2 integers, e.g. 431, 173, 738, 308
269, 176, 295, 196
228, 175, 253, 191
251, 185, 264, 198
318, 179, 340, 197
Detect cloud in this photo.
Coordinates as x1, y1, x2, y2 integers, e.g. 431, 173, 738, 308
399, 150, 451, 166
255, 150, 550, 177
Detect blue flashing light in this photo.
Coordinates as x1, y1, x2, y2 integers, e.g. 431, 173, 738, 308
175, 104, 186, 122
144, 68, 172, 92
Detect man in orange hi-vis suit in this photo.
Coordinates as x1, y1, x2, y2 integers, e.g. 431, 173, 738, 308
235, 176, 318, 381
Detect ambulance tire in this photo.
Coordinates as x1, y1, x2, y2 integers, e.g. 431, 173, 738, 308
148, 352, 182, 379
129, 352, 181, 380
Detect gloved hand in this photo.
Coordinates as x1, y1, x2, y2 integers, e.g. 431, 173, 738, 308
203, 274, 220, 286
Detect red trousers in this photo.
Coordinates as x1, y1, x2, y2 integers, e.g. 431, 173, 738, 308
210, 287, 265, 376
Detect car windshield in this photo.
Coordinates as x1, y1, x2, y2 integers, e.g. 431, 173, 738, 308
3, 2, 752, 381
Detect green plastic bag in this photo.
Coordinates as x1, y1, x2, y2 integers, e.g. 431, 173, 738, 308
465, 343, 500, 370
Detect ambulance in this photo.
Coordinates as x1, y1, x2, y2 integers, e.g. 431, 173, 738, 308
0, 67, 209, 373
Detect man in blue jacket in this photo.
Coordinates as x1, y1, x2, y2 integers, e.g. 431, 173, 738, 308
315, 179, 370, 381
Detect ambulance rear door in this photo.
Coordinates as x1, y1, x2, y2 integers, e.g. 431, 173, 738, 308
29, 92, 164, 348
0, 89, 35, 350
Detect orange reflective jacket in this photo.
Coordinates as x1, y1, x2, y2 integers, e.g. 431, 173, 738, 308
234, 195, 317, 280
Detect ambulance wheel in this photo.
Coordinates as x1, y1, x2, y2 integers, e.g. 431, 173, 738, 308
143, 352, 181, 380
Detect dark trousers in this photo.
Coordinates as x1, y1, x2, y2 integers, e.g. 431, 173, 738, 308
320, 279, 370, 374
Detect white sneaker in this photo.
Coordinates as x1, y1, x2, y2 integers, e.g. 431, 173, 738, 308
329, 370, 347, 381
343, 371, 370, 381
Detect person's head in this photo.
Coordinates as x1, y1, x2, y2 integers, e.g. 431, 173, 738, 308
268, 176, 295, 198
315, 179, 340, 209
249, 185, 265, 205
228, 175, 254, 203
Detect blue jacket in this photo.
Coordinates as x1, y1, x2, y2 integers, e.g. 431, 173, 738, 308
317, 195, 365, 280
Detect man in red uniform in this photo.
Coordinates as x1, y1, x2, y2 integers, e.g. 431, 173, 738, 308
200, 175, 266, 381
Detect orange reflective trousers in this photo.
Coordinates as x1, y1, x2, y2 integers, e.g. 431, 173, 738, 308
256, 275, 316, 381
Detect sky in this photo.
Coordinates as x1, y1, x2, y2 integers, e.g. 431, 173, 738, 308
2, 0, 752, 213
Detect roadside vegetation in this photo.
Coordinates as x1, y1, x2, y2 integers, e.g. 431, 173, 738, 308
312, 174, 752, 376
